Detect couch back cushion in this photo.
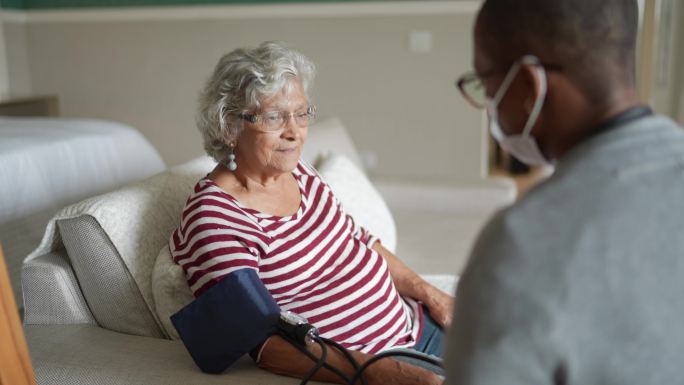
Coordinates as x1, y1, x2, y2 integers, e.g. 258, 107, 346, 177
153, 244, 194, 339
58, 215, 163, 337
36, 156, 217, 337
316, 154, 397, 252
302, 117, 365, 170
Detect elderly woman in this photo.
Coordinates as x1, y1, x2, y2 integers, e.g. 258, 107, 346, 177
170, 42, 452, 385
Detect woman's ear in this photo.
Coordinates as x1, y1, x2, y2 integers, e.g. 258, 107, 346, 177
222, 115, 242, 145
221, 128, 234, 146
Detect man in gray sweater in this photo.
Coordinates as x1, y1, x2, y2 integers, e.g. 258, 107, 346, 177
445, 0, 684, 384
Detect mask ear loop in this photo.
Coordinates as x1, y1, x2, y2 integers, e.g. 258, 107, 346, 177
489, 55, 542, 111
491, 59, 524, 106
486, 57, 529, 141
521, 63, 548, 137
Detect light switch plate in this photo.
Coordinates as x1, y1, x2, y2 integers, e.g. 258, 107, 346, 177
409, 31, 433, 54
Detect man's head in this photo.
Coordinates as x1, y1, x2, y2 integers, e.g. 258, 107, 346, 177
477, 0, 638, 103
472, 0, 640, 160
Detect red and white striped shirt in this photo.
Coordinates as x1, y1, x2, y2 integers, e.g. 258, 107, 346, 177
170, 161, 422, 354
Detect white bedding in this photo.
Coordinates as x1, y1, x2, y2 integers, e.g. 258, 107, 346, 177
0, 117, 166, 305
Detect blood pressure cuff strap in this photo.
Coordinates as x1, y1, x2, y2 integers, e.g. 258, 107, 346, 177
170, 268, 281, 373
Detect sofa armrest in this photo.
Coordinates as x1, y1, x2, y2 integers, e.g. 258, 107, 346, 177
421, 274, 459, 296
25, 324, 320, 385
22, 250, 96, 325
375, 180, 515, 276
374, 178, 516, 213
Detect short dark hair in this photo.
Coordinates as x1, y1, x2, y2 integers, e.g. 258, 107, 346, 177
477, 0, 639, 103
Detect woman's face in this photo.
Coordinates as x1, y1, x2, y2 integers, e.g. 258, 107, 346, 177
235, 80, 309, 176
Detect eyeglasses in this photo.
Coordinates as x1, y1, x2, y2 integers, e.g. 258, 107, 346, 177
456, 63, 562, 109
238, 105, 316, 132
455, 73, 490, 109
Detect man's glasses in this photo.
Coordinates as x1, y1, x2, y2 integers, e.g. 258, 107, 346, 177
239, 105, 316, 132
456, 73, 490, 109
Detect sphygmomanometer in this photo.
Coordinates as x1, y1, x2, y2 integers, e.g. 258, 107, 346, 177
171, 268, 442, 384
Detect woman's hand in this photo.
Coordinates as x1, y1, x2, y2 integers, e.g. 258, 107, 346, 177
422, 283, 455, 328
371, 242, 455, 328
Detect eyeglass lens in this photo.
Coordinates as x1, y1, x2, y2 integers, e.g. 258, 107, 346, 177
461, 77, 488, 108
261, 108, 314, 131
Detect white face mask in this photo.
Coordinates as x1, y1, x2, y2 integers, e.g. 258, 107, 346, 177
486, 55, 550, 166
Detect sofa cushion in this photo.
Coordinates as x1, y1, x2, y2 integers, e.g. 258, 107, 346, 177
57, 215, 162, 337
25, 324, 318, 385
26, 156, 218, 337
152, 245, 194, 339
22, 250, 96, 326
316, 153, 397, 252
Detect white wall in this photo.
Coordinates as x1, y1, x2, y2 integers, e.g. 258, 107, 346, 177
675, 1, 684, 125
2, 16, 30, 95
2, 2, 489, 184
651, 0, 684, 124
0, 18, 11, 97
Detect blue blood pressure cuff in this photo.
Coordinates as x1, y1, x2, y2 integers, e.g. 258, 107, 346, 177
170, 269, 281, 373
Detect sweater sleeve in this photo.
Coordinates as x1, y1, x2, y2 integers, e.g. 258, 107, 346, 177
443, 210, 564, 385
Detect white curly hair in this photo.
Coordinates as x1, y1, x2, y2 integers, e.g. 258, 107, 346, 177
196, 41, 316, 163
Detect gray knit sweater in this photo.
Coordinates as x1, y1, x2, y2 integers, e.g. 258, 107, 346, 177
444, 115, 684, 385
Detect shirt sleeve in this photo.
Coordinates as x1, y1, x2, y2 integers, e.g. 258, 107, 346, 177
347, 212, 379, 248
443, 211, 564, 385
170, 205, 262, 298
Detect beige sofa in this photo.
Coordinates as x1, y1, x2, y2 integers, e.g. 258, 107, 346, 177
22, 118, 514, 384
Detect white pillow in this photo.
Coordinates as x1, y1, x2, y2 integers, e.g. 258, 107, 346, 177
152, 244, 194, 339
302, 117, 365, 170
316, 154, 397, 253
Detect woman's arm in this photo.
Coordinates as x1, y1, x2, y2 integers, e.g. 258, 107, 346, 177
372, 242, 455, 328
258, 335, 443, 385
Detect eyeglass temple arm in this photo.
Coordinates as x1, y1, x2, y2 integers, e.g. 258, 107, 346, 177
238, 114, 258, 123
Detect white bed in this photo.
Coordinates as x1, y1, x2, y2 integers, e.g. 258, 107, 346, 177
0, 117, 166, 306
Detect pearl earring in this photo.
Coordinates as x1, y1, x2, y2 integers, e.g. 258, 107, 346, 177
227, 143, 237, 171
